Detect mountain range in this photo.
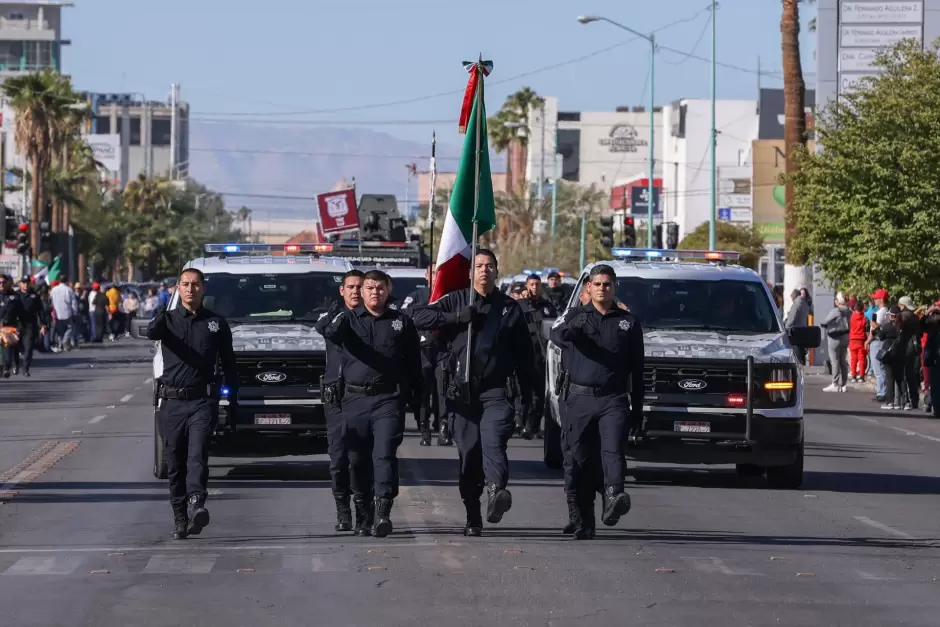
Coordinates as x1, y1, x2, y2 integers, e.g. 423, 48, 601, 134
189, 122, 506, 219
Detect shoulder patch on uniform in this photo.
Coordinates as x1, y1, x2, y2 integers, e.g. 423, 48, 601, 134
619, 319, 632, 332
391, 319, 403, 331
207, 320, 220, 333
389, 303, 398, 310
503, 307, 509, 316
552, 314, 566, 329
402, 296, 413, 308
318, 312, 328, 320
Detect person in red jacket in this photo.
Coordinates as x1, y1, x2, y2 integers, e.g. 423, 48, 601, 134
849, 300, 870, 382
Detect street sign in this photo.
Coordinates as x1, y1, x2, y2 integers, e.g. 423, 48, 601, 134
718, 207, 732, 221
629, 186, 661, 215
533, 218, 547, 235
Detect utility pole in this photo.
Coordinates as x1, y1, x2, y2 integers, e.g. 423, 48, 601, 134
169, 82, 179, 180
708, 0, 717, 250
550, 118, 558, 240
538, 103, 546, 201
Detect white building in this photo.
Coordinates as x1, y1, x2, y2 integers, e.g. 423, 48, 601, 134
661, 98, 758, 239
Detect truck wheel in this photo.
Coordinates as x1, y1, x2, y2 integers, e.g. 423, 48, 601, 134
543, 405, 563, 470
765, 444, 803, 489
153, 411, 168, 480
736, 464, 764, 478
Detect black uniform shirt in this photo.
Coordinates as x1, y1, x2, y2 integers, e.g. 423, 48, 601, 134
321, 303, 422, 390
410, 287, 535, 396
314, 300, 345, 384
400, 287, 439, 352
0, 290, 27, 327
147, 305, 238, 392
550, 301, 644, 415
545, 285, 573, 312
17, 289, 44, 328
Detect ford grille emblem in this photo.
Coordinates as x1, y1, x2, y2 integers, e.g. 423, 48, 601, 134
677, 379, 707, 391
257, 371, 287, 383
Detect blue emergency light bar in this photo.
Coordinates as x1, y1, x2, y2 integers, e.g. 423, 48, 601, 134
610, 248, 740, 261
204, 243, 334, 254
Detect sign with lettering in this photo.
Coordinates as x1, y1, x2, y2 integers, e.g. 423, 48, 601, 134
599, 124, 648, 153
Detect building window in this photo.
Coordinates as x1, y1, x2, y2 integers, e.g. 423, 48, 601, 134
0, 41, 22, 70
151, 118, 171, 146
773, 247, 785, 289
7, 13, 25, 20
93, 116, 111, 134
23, 41, 53, 69
557, 128, 580, 182
117, 117, 142, 145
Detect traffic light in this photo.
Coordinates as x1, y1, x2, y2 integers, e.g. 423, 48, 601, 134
666, 223, 679, 249
15, 223, 28, 255
621, 216, 636, 247
654, 223, 664, 249
38, 220, 51, 253
599, 216, 614, 248
3, 207, 15, 242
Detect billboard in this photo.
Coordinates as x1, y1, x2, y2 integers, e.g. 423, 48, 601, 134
86, 134, 121, 177
751, 139, 815, 245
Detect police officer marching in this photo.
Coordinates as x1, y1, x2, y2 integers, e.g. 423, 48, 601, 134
520, 274, 557, 438
314, 269, 365, 532
147, 268, 238, 540
320, 269, 422, 538
400, 263, 452, 447
411, 249, 535, 536
550, 265, 643, 539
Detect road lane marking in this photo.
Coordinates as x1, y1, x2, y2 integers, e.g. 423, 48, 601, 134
681, 557, 762, 576
89, 415, 106, 424
143, 555, 217, 574
849, 414, 940, 444
853, 516, 915, 539
0, 541, 445, 555
120, 394, 133, 403
0, 440, 81, 500
143, 377, 152, 384
2, 557, 80, 576
858, 570, 898, 581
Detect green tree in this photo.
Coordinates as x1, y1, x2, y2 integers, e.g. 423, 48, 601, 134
787, 39, 940, 302
488, 87, 544, 195
678, 221, 766, 270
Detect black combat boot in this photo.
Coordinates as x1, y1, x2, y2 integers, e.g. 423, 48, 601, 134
171, 503, 188, 540
372, 497, 394, 538
573, 496, 596, 540
186, 493, 210, 536
334, 495, 353, 532
562, 494, 581, 534
419, 419, 432, 447
463, 500, 483, 536
438, 421, 453, 446
353, 496, 373, 537
485, 482, 512, 524
601, 485, 631, 527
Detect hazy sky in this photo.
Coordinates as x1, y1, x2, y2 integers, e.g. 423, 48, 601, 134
64, 0, 817, 142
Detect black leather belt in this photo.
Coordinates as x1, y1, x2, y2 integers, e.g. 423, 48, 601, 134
344, 382, 400, 396
568, 382, 627, 397
159, 385, 211, 400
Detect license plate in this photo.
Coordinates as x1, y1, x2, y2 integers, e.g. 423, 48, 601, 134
674, 421, 710, 433
255, 413, 291, 425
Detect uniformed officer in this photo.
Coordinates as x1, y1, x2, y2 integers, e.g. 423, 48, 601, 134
411, 249, 535, 536
507, 282, 529, 434
399, 263, 448, 447
314, 269, 364, 532
15, 277, 46, 376
521, 274, 557, 438
544, 271, 573, 312
550, 265, 643, 539
147, 268, 238, 540
321, 269, 422, 538
0, 275, 27, 376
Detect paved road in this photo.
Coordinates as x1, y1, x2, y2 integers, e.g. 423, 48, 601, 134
0, 346, 938, 626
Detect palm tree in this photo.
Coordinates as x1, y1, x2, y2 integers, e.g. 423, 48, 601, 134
123, 174, 175, 279
781, 0, 814, 298
4, 70, 81, 254
488, 87, 544, 195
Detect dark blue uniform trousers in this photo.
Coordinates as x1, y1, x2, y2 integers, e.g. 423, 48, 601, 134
563, 392, 627, 500
452, 388, 515, 502
419, 360, 440, 430
342, 393, 405, 500
325, 401, 350, 498
161, 398, 214, 507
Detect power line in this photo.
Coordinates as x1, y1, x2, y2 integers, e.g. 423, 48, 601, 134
192, 7, 716, 118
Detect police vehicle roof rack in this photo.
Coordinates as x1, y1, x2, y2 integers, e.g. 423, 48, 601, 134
204, 243, 335, 258
610, 248, 740, 265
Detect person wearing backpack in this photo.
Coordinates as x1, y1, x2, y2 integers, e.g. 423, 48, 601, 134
821, 293, 852, 392
848, 299, 870, 383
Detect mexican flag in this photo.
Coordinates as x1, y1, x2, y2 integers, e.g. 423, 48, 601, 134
430, 61, 496, 303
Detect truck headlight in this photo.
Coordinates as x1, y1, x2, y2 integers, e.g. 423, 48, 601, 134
762, 368, 795, 405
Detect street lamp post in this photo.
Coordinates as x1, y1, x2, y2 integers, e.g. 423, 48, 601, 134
578, 15, 656, 248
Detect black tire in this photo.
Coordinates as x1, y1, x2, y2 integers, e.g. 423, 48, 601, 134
153, 410, 168, 480
765, 444, 804, 489
736, 463, 765, 478
543, 402, 563, 470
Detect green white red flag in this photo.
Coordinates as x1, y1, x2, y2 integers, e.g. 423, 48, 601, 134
430, 60, 496, 302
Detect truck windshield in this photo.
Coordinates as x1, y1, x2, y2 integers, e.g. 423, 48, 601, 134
615, 277, 779, 333
202, 272, 345, 323
390, 276, 426, 300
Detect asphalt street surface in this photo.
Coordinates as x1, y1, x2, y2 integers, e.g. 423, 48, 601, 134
0, 343, 938, 626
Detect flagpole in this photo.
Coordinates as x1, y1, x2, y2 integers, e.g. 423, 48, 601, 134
351, 176, 363, 261
427, 131, 437, 293
464, 59, 484, 385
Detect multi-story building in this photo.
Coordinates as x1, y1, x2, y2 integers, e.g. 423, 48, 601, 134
0, 1, 71, 79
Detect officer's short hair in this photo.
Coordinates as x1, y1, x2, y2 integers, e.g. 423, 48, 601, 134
526, 274, 541, 283
589, 265, 616, 281
341, 269, 365, 285
363, 269, 391, 287
474, 248, 498, 269
179, 267, 205, 283
547, 271, 561, 279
